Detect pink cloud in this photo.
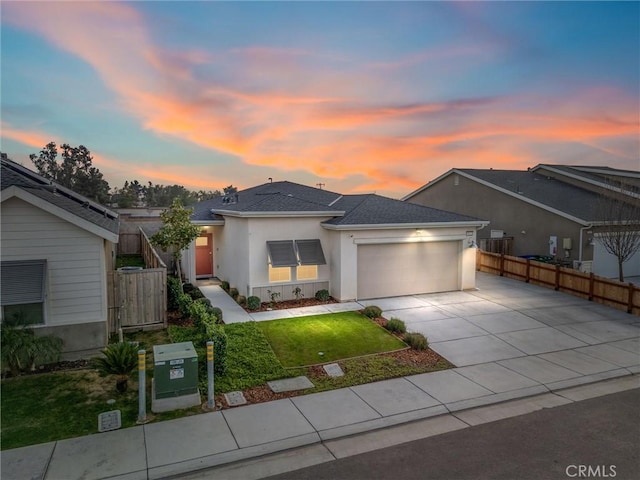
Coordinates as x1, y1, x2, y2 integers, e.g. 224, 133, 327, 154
3, 3, 638, 198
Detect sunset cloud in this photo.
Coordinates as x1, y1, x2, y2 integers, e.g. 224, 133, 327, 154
2, 2, 638, 198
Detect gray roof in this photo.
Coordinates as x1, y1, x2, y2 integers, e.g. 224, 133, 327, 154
1, 157, 119, 236
458, 169, 605, 221
325, 194, 481, 226
533, 164, 640, 193
192, 180, 484, 227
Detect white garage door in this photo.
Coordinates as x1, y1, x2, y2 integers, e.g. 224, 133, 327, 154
357, 241, 460, 299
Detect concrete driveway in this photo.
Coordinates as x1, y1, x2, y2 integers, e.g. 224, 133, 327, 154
360, 272, 639, 376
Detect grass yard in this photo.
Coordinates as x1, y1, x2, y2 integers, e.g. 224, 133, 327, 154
1, 313, 451, 450
1, 370, 141, 450
257, 312, 407, 367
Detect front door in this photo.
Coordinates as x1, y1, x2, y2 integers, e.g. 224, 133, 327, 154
196, 233, 213, 277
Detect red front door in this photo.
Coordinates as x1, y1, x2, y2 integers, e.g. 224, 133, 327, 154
196, 233, 213, 277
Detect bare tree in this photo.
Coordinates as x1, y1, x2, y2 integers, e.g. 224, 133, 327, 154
594, 185, 640, 282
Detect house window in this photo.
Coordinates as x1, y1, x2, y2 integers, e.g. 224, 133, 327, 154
295, 239, 326, 265
266, 239, 326, 283
1, 260, 46, 325
266, 241, 298, 267
297, 265, 318, 280
269, 265, 291, 283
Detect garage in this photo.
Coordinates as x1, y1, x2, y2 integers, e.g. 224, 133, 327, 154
357, 241, 461, 299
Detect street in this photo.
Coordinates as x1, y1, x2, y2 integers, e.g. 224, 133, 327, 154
265, 388, 639, 480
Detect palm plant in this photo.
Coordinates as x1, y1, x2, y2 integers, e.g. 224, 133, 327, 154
1, 312, 63, 376
92, 342, 139, 393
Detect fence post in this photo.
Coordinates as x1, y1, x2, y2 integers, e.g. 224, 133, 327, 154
588, 273, 595, 301
207, 341, 214, 409
525, 259, 531, 283
554, 265, 560, 291
628, 283, 634, 314
500, 254, 505, 277
137, 349, 147, 423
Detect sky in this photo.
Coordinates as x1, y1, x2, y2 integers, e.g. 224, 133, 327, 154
1, 1, 638, 199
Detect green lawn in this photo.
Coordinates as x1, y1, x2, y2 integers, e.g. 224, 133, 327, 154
257, 312, 407, 367
1, 313, 451, 450
169, 322, 297, 393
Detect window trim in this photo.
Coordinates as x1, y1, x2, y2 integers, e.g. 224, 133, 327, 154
1, 259, 47, 325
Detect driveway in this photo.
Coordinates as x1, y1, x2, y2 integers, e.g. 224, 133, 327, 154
360, 272, 640, 373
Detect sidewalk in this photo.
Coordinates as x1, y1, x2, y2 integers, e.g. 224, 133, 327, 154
2, 274, 639, 480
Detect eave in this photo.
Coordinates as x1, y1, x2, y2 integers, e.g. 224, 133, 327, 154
211, 209, 345, 218
322, 220, 489, 231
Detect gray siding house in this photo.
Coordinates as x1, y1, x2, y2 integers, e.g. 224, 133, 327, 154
404, 164, 640, 279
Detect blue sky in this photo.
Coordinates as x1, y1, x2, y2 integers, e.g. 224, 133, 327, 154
1, 1, 638, 198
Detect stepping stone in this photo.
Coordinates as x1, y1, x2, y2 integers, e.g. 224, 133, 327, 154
224, 391, 247, 407
323, 363, 344, 377
268, 376, 314, 393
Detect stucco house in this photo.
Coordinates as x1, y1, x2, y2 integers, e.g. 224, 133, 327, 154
183, 181, 487, 301
1, 156, 119, 359
403, 164, 640, 279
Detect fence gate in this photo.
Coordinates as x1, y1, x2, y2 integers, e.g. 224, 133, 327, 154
107, 268, 167, 332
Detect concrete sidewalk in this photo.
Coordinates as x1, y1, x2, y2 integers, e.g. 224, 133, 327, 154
2, 375, 638, 480
2, 273, 639, 480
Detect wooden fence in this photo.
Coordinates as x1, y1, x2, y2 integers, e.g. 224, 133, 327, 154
108, 228, 168, 332
140, 227, 167, 269
107, 268, 167, 332
477, 251, 640, 315
117, 232, 141, 255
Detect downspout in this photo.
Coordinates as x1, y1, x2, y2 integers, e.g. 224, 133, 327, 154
579, 224, 592, 263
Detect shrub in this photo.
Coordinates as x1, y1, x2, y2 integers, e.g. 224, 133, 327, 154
229, 287, 239, 299
1, 313, 63, 376
91, 342, 139, 392
315, 289, 330, 302
211, 306, 223, 324
247, 296, 261, 311
292, 287, 303, 300
237, 295, 246, 306
385, 317, 407, 334
167, 276, 182, 311
405, 332, 429, 351
186, 301, 228, 375
177, 293, 193, 317
221, 281, 230, 292
189, 287, 205, 300
182, 282, 195, 294
362, 305, 382, 318
195, 297, 212, 308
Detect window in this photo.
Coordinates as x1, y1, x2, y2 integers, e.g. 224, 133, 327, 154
269, 265, 291, 283
266, 241, 298, 267
266, 239, 326, 283
295, 239, 326, 265
297, 264, 318, 280
1, 260, 46, 325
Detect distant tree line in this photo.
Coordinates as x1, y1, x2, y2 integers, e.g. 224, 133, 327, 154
25, 142, 225, 207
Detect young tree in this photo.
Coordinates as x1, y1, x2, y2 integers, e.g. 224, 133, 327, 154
594, 186, 640, 282
150, 198, 202, 287
30, 142, 110, 204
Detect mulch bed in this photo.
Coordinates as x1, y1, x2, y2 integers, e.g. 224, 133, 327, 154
246, 296, 339, 313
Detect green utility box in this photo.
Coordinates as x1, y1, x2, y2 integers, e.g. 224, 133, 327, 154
153, 342, 199, 399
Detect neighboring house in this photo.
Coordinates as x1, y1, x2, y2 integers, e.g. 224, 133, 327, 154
184, 181, 487, 301
1, 157, 119, 359
403, 164, 640, 279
